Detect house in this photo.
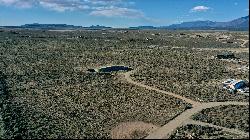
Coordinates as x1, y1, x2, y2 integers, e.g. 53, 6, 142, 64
87, 69, 96, 73
217, 53, 236, 59
222, 79, 249, 94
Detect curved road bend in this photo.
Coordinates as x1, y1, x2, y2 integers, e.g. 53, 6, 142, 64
123, 70, 201, 106
122, 70, 249, 139
145, 102, 249, 139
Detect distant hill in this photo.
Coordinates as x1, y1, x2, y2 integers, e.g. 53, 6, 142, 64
166, 15, 249, 30
87, 25, 112, 29
21, 23, 82, 29
1, 23, 111, 30
129, 26, 157, 29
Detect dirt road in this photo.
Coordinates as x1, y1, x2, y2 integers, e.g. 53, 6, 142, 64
124, 70, 201, 106
145, 102, 249, 139
122, 70, 249, 139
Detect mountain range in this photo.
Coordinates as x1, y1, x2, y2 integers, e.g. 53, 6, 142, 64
166, 15, 249, 30
1, 15, 248, 30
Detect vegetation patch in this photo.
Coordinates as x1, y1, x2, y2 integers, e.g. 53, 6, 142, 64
131, 49, 248, 102
169, 124, 248, 139
192, 105, 249, 132
0, 72, 189, 139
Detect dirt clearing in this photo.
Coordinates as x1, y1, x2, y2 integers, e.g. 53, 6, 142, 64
111, 121, 159, 139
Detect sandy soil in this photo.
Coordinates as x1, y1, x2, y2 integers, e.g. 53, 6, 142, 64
111, 121, 159, 139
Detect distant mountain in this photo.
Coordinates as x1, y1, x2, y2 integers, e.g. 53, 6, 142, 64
129, 26, 157, 29
222, 15, 249, 28
128, 16, 249, 30
167, 15, 249, 30
21, 23, 82, 29
168, 20, 217, 28
1, 23, 111, 30
87, 25, 112, 29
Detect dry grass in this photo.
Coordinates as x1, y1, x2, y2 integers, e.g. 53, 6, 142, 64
192, 105, 249, 132
0, 29, 248, 138
170, 124, 248, 139
131, 48, 248, 102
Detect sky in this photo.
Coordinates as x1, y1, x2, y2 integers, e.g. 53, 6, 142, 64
0, 0, 249, 27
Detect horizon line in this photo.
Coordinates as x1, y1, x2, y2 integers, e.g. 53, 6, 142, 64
0, 15, 248, 28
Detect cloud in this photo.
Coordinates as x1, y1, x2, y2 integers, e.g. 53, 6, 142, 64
39, 1, 73, 12
0, 0, 124, 11
38, 0, 91, 12
0, 0, 145, 18
0, 0, 33, 8
190, 6, 210, 12
0, 0, 16, 5
90, 7, 144, 18
87, 0, 122, 5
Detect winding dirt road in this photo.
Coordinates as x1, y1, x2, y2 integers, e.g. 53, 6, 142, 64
124, 70, 201, 106
145, 102, 249, 139
122, 70, 249, 139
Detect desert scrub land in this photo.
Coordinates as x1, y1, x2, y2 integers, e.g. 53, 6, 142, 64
169, 124, 248, 139
0, 72, 189, 139
0, 29, 190, 138
192, 105, 249, 132
0, 115, 4, 139
131, 48, 249, 102
0, 29, 248, 138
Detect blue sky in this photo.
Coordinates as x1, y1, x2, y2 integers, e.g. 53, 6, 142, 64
0, 0, 249, 27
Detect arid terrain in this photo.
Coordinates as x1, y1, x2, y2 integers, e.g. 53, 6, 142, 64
0, 29, 249, 139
